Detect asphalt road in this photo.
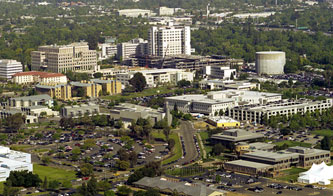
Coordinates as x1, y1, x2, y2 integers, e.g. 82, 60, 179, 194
173, 121, 199, 166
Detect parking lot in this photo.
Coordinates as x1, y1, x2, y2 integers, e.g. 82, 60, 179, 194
185, 170, 333, 196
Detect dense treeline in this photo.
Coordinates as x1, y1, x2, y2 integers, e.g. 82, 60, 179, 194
0, 15, 148, 67
192, 24, 333, 72
266, 5, 333, 32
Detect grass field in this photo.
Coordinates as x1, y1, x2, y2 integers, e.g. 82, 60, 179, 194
274, 140, 312, 148
277, 167, 307, 182
311, 129, 333, 137
101, 86, 174, 101
33, 164, 76, 182
199, 131, 212, 155
193, 121, 214, 130
161, 133, 182, 165
10, 145, 32, 152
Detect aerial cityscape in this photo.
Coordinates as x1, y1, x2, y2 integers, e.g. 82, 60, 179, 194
0, 0, 332, 195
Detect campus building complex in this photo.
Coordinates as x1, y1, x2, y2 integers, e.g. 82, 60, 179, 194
8, 94, 53, 108
224, 146, 331, 176
229, 99, 333, 124
36, 83, 72, 101
116, 68, 194, 87
60, 103, 100, 118
165, 90, 281, 116
31, 42, 97, 73
109, 103, 170, 127
70, 81, 102, 98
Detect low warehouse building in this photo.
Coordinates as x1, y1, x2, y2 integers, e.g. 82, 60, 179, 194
207, 116, 240, 128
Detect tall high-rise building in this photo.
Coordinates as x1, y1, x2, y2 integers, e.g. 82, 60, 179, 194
148, 25, 191, 57
31, 42, 97, 73
0, 59, 23, 79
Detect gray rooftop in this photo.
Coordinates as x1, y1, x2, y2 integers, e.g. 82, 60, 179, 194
241, 150, 299, 161
134, 177, 226, 196
10, 94, 52, 102
211, 129, 264, 142
91, 79, 118, 84
249, 142, 276, 150
70, 82, 93, 87
225, 160, 272, 169
36, 84, 65, 89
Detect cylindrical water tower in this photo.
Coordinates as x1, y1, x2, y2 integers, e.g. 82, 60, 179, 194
255, 51, 286, 75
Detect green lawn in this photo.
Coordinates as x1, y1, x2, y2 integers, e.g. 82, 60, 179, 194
33, 164, 76, 182
311, 129, 333, 137
199, 131, 212, 155
277, 167, 307, 182
101, 86, 174, 101
274, 140, 312, 148
161, 133, 182, 165
152, 131, 167, 141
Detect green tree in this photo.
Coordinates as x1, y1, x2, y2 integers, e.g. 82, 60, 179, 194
5, 113, 25, 133
48, 180, 60, 190
163, 126, 171, 141
321, 136, 332, 150
215, 175, 221, 184
87, 176, 98, 196
212, 143, 225, 156
41, 156, 51, 165
129, 72, 146, 92
79, 163, 94, 177
93, 72, 103, 78
117, 186, 132, 196
43, 176, 48, 190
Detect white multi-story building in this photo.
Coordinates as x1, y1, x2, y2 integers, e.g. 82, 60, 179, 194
12, 71, 67, 85
31, 42, 97, 73
204, 65, 236, 80
230, 99, 333, 124
165, 90, 282, 116
0, 146, 33, 182
117, 38, 148, 61
0, 59, 23, 79
117, 9, 153, 18
99, 43, 117, 59
158, 7, 175, 16
148, 25, 191, 57
116, 68, 194, 87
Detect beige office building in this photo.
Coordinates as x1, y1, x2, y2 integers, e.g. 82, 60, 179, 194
31, 42, 97, 73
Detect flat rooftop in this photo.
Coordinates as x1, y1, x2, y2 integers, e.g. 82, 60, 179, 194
10, 94, 52, 102
112, 103, 163, 114
225, 160, 272, 169
211, 129, 264, 142
208, 116, 239, 123
241, 150, 299, 161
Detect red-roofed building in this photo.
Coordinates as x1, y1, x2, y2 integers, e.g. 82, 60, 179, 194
12, 71, 67, 84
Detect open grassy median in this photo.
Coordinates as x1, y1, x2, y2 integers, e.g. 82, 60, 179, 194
101, 86, 174, 101
277, 167, 307, 182
33, 164, 76, 182
151, 131, 182, 165
311, 129, 333, 137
